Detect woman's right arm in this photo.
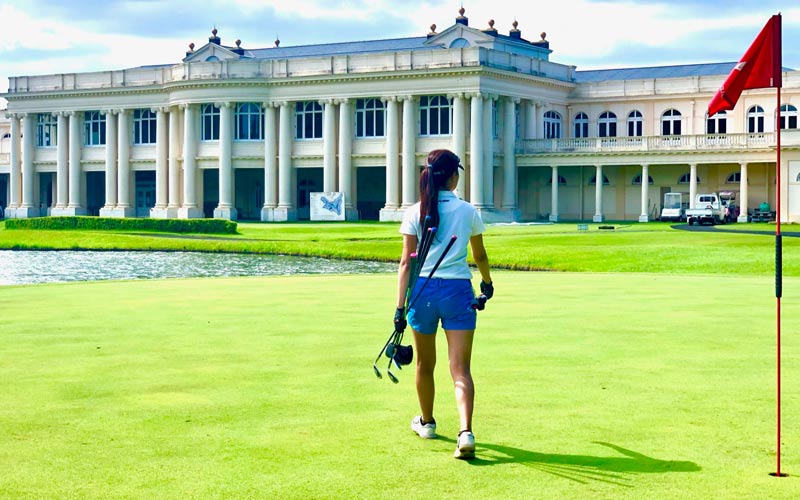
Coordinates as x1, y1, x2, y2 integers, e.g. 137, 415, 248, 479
397, 234, 418, 308
469, 234, 492, 284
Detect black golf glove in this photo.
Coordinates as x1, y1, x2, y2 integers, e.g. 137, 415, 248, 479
480, 280, 494, 300
393, 307, 407, 333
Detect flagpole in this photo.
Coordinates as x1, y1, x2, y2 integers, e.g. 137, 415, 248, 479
774, 82, 785, 477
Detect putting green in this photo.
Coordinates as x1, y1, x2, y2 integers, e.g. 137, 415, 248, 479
1, 272, 798, 499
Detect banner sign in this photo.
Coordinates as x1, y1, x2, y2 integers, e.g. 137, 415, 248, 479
310, 192, 345, 221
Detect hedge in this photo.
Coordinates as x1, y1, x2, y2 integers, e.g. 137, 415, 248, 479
3, 217, 238, 234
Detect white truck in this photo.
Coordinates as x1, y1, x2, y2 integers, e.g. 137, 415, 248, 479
660, 192, 687, 221
686, 193, 726, 225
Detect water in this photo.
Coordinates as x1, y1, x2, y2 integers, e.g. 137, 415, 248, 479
0, 250, 396, 286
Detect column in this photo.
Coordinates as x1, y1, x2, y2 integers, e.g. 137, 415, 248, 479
526, 101, 538, 139
167, 106, 181, 217
738, 162, 749, 222
214, 102, 236, 220
67, 112, 86, 215
380, 97, 401, 220
502, 97, 518, 218
323, 99, 337, 193
275, 101, 296, 221
5, 115, 20, 218
99, 110, 117, 217
261, 103, 278, 221
469, 93, 485, 207
115, 109, 133, 217
483, 96, 494, 208
55, 113, 69, 211
689, 163, 698, 209
179, 104, 202, 218
338, 99, 356, 220
401, 96, 416, 207
150, 108, 169, 218
593, 164, 604, 222
18, 113, 38, 217
451, 93, 467, 197
550, 166, 559, 222
639, 164, 649, 222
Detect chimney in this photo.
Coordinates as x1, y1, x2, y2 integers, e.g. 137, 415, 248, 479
232, 39, 244, 55
208, 27, 221, 45
427, 24, 437, 39
482, 19, 498, 37
510, 20, 521, 39
186, 42, 195, 58
455, 6, 468, 26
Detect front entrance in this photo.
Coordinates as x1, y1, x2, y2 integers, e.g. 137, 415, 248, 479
297, 168, 322, 221
234, 168, 263, 220
356, 166, 385, 220
203, 169, 219, 218
135, 171, 155, 217
86, 172, 105, 216
0, 173, 8, 216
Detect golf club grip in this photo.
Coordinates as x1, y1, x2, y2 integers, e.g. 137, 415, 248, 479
407, 235, 458, 311
776, 234, 782, 298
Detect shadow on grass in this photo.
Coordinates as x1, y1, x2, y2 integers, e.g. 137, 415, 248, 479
441, 439, 701, 487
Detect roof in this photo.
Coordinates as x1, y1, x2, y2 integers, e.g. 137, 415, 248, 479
574, 62, 741, 82
245, 36, 434, 60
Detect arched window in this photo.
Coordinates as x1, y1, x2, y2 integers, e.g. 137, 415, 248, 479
546, 175, 567, 185
36, 113, 57, 148
419, 95, 452, 136
727, 172, 741, 183
235, 103, 264, 141
632, 174, 654, 185
627, 110, 643, 137
2, 133, 10, 139
295, 101, 323, 139
573, 112, 588, 138
449, 38, 470, 48
543, 111, 562, 139
747, 105, 765, 133
599, 111, 617, 138
707, 110, 727, 134
589, 175, 610, 185
661, 109, 682, 135
355, 99, 385, 138
678, 173, 700, 184
133, 109, 157, 145
83, 111, 106, 146
780, 104, 798, 130
201, 104, 221, 141
205, 56, 220, 62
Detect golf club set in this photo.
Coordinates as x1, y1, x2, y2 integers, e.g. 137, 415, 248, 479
373, 215, 491, 383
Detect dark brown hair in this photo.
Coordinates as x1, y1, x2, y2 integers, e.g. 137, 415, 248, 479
419, 149, 461, 229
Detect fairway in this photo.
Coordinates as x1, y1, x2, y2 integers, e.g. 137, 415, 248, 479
1, 272, 800, 499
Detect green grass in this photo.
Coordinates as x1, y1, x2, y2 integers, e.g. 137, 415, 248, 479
1, 273, 799, 499
3, 220, 800, 276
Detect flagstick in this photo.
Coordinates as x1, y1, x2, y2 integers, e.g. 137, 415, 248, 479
773, 84, 786, 477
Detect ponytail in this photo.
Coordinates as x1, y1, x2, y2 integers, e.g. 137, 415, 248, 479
418, 149, 462, 230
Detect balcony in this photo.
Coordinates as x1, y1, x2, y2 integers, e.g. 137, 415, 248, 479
516, 132, 800, 155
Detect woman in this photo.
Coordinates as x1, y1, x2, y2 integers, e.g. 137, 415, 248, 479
394, 149, 493, 460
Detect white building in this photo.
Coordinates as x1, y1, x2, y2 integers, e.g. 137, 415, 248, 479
2, 8, 800, 223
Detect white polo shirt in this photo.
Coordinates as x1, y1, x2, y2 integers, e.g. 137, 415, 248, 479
399, 190, 486, 280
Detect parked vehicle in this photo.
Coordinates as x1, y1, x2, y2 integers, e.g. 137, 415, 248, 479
686, 193, 726, 225
719, 191, 739, 222
660, 192, 687, 221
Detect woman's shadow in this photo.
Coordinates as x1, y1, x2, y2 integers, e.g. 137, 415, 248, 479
439, 438, 701, 486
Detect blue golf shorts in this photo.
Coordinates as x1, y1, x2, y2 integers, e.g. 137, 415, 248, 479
407, 278, 477, 334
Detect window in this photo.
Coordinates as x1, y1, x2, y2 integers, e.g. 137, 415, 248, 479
133, 109, 157, 145
727, 172, 741, 183
235, 103, 264, 141
747, 105, 764, 133
543, 111, 562, 139
632, 174, 654, 185
419, 95, 452, 136
492, 100, 499, 139
295, 101, 323, 140
589, 175, 610, 185
84, 111, 106, 146
780, 104, 798, 130
201, 104, 220, 141
598, 112, 617, 138
707, 110, 727, 134
36, 113, 57, 148
678, 173, 700, 184
355, 99, 385, 138
449, 38, 470, 48
573, 112, 588, 138
661, 109, 682, 135
627, 110, 643, 137
546, 175, 567, 185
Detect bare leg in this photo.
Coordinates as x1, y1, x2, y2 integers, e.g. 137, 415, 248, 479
413, 329, 437, 422
444, 329, 475, 432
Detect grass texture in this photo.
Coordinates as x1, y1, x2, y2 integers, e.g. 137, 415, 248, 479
1, 272, 799, 499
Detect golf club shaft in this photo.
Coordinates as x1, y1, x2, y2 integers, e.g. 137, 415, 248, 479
406, 235, 458, 312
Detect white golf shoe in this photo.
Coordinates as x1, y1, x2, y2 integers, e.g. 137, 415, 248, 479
410, 416, 437, 439
454, 430, 475, 459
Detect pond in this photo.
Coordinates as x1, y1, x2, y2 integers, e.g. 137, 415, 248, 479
0, 250, 396, 286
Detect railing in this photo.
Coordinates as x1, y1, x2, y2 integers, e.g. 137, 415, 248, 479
518, 132, 789, 154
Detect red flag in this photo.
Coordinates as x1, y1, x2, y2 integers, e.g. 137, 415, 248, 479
708, 15, 782, 117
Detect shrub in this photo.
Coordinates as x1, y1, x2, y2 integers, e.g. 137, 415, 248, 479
4, 217, 237, 234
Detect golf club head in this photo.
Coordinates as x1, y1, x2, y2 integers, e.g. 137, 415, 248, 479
395, 344, 413, 365
385, 343, 396, 359
387, 371, 400, 384
373, 364, 382, 379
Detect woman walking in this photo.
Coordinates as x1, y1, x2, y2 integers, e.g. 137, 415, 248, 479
394, 149, 493, 460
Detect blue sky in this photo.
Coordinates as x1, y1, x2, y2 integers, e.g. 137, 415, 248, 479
0, 0, 797, 101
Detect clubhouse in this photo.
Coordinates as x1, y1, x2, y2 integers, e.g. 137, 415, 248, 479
2, 7, 800, 223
